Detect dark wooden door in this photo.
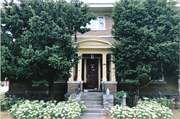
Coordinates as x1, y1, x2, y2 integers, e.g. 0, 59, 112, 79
86, 59, 98, 89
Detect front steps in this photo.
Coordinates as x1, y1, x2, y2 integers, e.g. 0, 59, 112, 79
82, 92, 104, 114
80, 92, 107, 119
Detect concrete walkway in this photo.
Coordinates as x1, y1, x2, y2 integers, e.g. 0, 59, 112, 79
80, 113, 106, 119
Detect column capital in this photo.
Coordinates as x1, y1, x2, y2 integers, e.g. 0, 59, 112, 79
102, 53, 107, 55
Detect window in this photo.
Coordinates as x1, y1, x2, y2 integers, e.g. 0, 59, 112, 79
87, 16, 106, 30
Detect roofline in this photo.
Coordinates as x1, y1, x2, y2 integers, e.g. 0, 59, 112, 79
72, 35, 114, 38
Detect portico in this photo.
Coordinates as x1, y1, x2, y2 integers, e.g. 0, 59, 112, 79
67, 38, 117, 93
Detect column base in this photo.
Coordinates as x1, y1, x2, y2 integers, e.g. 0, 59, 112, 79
67, 81, 83, 93
102, 81, 117, 93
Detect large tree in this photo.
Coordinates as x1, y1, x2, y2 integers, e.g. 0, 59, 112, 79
1, 0, 96, 101
111, 0, 180, 106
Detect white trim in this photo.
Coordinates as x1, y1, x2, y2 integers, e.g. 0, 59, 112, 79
76, 38, 112, 45
72, 35, 113, 38
101, 81, 117, 84
89, 5, 114, 7
67, 81, 84, 84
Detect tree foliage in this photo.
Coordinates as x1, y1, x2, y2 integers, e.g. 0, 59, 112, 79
111, 0, 180, 86
1, 0, 96, 100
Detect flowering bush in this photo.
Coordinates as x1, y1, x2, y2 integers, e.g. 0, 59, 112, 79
109, 100, 173, 119
9, 98, 86, 119
1, 95, 25, 110
152, 97, 175, 109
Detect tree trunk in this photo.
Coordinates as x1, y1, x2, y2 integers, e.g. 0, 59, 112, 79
132, 85, 139, 106
49, 78, 54, 103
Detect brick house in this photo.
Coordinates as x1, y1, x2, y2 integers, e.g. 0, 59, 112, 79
67, 1, 180, 96
4, 1, 180, 101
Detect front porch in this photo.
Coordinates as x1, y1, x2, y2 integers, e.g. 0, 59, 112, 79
67, 38, 117, 93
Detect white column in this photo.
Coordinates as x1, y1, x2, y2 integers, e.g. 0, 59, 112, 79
111, 55, 116, 81
77, 53, 82, 81
69, 61, 74, 81
102, 53, 107, 81
84, 58, 86, 83
98, 58, 101, 89
109, 55, 111, 81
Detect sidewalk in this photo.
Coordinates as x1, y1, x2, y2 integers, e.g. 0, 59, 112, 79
80, 113, 106, 119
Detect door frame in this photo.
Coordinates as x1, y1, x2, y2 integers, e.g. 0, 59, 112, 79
84, 57, 101, 89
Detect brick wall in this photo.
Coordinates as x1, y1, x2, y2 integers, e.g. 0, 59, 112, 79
141, 76, 178, 92
6, 82, 67, 101
117, 76, 179, 92
9, 82, 67, 91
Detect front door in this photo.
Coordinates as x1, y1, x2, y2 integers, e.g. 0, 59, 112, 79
86, 59, 98, 89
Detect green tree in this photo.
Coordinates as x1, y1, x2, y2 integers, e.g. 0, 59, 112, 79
1, 0, 96, 101
111, 0, 180, 106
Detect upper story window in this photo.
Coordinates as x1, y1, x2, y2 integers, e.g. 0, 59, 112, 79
87, 16, 106, 30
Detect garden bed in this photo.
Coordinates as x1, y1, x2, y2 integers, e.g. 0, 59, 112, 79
1, 95, 85, 119
104, 109, 180, 119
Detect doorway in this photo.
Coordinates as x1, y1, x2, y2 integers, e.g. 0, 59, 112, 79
86, 59, 98, 89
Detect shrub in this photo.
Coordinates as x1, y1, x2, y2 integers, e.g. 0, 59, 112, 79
177, 102, 180, 109
152, 97, 175, 109
9, 98, 86, 119
109, 100, 173, 119
1, 95, 25, 110
115, 91, 128, 103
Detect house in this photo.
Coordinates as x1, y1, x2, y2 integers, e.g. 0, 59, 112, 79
66, 1, 180, 97
2, 0, 180, 101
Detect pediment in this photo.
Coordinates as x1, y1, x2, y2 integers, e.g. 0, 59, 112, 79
80, 41, 109, 46
76, 38, 112, 46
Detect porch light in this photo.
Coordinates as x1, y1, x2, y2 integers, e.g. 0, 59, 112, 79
91, 54, 94, 59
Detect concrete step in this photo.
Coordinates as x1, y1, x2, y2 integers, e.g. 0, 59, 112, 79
85, 105, 104, 108
83, 92, 103, 96
84, 100, 103, 105
82, 98, 102, 101
84, 108, 104, 113
82, 95, 102, 98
